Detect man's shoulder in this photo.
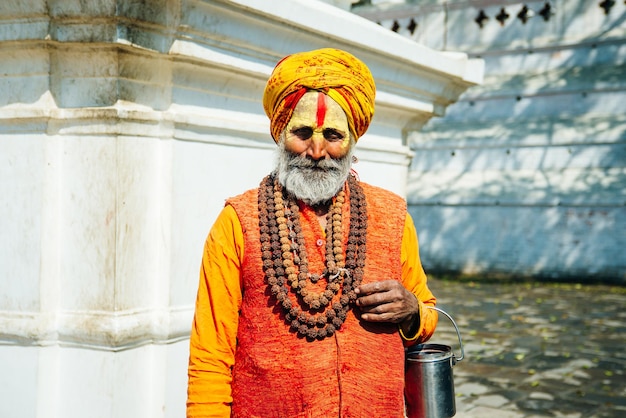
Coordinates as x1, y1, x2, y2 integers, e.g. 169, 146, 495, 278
226, 187, 259, 207
358, 180, 407, 232
358, 181, 406, 203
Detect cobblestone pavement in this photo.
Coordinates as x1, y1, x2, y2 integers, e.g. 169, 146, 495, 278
422, 278, 626, 418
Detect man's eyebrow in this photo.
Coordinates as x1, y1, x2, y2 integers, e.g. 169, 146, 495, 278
291, 125, 313, 131
323, 127, 347, 135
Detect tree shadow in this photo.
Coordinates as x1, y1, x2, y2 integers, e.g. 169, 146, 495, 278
358, 1, 626, 283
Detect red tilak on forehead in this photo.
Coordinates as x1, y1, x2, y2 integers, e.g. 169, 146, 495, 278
316, 92, 327, 127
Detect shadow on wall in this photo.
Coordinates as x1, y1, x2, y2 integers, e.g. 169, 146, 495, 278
407, 116, 626, 283
406, 3, 626, 284
408, 118, 626, 283
409, 203, 625, 284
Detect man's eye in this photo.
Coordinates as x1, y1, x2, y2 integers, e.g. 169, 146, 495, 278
292, 127, 313, 139
323, 129, 344, 141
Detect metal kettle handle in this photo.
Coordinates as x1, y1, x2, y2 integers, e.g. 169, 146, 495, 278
428, 306, 465, 363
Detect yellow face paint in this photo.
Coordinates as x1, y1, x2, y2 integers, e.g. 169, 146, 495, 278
284, 91, 351, 152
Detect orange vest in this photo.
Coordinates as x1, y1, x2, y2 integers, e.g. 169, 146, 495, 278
227, 182, 407, 417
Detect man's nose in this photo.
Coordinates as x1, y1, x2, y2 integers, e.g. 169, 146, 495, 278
307, 134, 327, 160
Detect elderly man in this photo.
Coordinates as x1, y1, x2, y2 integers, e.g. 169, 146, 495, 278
187, 48, 438, 417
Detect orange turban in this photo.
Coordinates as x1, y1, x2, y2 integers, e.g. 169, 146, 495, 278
263, 48, 376, 142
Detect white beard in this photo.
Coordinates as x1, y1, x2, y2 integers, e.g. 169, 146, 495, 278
275, 140, 354, 206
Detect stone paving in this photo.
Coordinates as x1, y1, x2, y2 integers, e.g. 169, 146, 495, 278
422, 278, 626, 418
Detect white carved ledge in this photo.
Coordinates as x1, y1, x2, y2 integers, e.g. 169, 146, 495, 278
0, 307, 194, 350
1, 0, 482, 141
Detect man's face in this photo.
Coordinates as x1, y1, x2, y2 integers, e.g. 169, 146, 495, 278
283, 91, 351, 160
276, 92, 354, 206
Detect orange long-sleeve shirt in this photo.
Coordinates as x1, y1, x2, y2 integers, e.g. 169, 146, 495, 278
187, 205, 437, 418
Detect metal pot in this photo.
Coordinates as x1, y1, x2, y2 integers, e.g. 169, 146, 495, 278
405, 307, 464, 418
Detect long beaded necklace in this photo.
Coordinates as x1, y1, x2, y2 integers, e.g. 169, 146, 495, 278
258, 173, 367, 340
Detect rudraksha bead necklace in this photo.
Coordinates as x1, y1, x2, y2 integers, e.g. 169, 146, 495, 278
258, 173, 367, 340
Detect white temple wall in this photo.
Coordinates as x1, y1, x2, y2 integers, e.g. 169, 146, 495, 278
355, 0, 626, 282
0, 1, 481, 417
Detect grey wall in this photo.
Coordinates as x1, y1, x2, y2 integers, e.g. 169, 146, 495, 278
355, 0, 626, 283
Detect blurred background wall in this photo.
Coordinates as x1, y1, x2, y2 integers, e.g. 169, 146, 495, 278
354, 0, 626, 283
0, 1, 480, 416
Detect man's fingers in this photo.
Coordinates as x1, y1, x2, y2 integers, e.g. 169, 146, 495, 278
356, 290, 393, 307
359, 303, 403, 323
355, 281, 384, 296
356, 282, 418, 325
356, 280, 399, 296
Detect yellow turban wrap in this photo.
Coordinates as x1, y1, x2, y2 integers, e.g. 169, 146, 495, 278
263, 48, 376, 142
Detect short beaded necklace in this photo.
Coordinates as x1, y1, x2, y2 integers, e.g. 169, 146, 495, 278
258, 173, 367, 340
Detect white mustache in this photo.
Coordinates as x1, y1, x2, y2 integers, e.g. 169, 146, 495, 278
275, 143, 354, 205
287, 154, 342, 171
